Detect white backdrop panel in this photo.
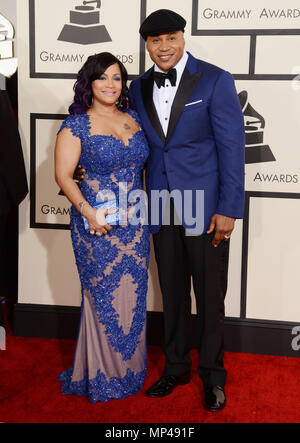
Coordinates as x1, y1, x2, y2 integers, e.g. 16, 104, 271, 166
246, 197, 300, 322
33, 0, 141, 76
238, 81, 300, 193
256, 36, 300, 75
195, 0, 300, 31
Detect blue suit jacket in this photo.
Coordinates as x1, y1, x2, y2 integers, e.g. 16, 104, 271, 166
129, 52, 245, 235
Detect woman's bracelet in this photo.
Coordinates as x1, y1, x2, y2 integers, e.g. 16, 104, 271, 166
79, 201, 89, 215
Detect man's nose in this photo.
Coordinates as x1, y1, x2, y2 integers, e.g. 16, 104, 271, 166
159, 40, 170, 51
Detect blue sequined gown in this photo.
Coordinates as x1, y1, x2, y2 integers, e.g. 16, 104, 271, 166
57, 110, 150, 403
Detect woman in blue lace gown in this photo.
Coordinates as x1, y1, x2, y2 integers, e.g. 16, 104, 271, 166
54, 53, 150, 403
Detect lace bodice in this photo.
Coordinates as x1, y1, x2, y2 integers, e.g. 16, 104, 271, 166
58, 110, 149, 214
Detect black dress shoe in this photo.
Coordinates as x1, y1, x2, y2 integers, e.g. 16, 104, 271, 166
204, 385, 226, 412
146, 373, 190, 398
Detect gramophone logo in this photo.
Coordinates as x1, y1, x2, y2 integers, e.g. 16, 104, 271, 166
238, 91, 276, 165
0, 13, 17, 78
58, 0, 112, 45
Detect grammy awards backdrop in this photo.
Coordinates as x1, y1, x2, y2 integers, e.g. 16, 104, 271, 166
16, 0, 300, 356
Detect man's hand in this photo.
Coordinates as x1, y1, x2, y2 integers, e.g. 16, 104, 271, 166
207, 214, 235, 247
74, 164, 86, 184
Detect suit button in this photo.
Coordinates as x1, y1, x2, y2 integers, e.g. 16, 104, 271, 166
164, 148, 169, 152
162, 171, 166, 175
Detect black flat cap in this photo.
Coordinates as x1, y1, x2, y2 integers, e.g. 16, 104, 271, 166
140, 9, 186, 41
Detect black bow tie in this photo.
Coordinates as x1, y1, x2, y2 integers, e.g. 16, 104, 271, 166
153, 69, 177, 88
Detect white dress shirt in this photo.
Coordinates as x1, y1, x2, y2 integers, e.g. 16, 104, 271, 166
153, 51, 189, 136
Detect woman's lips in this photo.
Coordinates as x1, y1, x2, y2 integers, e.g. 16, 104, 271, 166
102, 91, 116, 96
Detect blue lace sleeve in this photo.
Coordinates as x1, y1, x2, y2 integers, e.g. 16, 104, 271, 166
57, 114, 83, 139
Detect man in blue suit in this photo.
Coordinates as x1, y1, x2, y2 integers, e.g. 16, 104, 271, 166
130, 9, 245, 411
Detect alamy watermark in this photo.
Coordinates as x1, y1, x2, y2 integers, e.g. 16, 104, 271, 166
291, 326, 300, 351
95, 184, 205, 236
0, 326, 6, 351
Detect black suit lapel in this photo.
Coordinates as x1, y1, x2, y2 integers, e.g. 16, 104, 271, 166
166, 68, 202, 144
141, 74, 166, 144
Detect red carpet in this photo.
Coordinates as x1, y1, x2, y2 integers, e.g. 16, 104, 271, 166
0, 321, 300, 423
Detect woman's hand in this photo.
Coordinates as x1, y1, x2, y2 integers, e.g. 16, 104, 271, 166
83, 205, 117, 236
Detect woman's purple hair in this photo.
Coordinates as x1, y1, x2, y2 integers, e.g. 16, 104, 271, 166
69, 52, 130, 114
